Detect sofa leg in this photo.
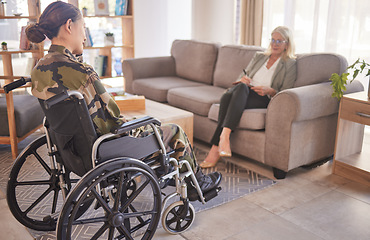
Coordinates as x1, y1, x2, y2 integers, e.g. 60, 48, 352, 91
273, 167, 287, 179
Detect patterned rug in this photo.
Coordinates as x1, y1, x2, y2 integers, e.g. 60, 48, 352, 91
0, 132, 275, 239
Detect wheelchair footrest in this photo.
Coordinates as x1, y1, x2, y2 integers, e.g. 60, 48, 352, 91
204, 186, 222, 202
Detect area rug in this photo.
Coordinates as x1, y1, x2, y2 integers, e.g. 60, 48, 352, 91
0, 132, 275, 239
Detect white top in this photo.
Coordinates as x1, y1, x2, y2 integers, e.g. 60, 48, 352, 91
251, 57, 281, 87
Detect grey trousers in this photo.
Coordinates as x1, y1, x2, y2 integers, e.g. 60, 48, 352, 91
210, 83, 270, 146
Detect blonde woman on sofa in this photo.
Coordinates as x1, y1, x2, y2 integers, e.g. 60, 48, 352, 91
26, 1, 221, 200
200, 26, 297, 168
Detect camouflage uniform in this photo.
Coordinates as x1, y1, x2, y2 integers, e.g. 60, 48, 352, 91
31, 45, 197, 171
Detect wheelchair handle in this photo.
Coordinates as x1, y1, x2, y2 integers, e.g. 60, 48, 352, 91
3, 77, 31, 93
43, 90, 84, 109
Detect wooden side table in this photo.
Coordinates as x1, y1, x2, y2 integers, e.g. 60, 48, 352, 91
333, 91, 370, 187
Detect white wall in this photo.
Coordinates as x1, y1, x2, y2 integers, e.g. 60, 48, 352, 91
134, 0, 235, 58
134, 0, 192, 58
191, 0, 235, 45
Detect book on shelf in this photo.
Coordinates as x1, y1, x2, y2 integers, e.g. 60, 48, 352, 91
94, 55, 108, 77
84, 27, 94, 47
94, 0, 109, 16
19, 26, 31, 50
115, 0, 129, 15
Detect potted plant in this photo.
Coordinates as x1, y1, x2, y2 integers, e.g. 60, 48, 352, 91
82, 7, 87, 16
104, 32, 114, 46
1, 41, 7, 50
330, 58, 370, 100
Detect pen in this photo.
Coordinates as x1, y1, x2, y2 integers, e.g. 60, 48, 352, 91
243, 69, 247, 75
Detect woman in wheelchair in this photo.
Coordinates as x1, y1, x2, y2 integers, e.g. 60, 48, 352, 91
26, 1, 221, 200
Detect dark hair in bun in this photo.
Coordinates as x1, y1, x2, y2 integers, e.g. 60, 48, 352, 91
26, 1, 81, 43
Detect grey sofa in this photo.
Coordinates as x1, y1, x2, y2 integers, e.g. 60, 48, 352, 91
123, 39, 363, 179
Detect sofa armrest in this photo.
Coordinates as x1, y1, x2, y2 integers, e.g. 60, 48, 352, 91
264, 80, 363, 171
122, 56, 176, 93
267, 80, 363, 123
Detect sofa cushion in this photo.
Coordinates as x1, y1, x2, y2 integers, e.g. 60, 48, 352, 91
167, 85, 225, 116
0, 94, 43, 137
213, 45, 265, 89
171, 40, 220, 85
133, 77, 204, 102
208, 104, 267, 130
294, 53, 348, 87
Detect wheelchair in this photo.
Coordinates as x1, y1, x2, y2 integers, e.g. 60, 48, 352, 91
4, 78, 221, 239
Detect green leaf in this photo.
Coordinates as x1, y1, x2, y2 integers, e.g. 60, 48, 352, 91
353, 69, 360, 79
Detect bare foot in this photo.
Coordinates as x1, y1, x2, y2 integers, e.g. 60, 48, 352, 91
200, 145, 220, 168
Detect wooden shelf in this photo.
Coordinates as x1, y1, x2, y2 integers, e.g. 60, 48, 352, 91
0, 16, 38, 19
0, 75, 30, 80
83, 15, 133, 19
83, 45, 134, 50
0, 49, 40, 55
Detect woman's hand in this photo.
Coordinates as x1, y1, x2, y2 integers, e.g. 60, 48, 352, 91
233, 76, 253, 86
251, 86, 276, 97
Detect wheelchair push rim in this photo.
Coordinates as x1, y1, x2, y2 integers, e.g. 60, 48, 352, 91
56, 158, 162, 240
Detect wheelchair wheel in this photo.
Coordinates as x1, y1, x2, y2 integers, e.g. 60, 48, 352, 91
162, 200, 195, 234
56, 158, 162, 240
6, 135, 84, 231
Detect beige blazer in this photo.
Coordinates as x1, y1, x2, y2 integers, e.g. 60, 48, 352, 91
240, 52, 297, 93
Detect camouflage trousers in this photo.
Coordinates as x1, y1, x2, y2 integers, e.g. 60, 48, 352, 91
159, 123, 197, 172
135, 123, 197, 172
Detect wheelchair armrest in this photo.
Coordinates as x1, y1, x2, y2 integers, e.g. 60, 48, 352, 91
113, 116, 161, 135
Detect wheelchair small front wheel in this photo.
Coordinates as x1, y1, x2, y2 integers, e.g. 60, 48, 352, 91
162, 200, 195, 234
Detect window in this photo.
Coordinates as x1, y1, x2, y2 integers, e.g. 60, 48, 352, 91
262, 0, 370, 66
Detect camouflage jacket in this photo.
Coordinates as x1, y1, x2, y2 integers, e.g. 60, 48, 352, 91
31, 45, 126, 135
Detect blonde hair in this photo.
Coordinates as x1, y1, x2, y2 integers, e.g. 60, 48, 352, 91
265, 26, 296, 59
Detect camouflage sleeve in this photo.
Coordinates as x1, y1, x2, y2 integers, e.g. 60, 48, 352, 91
84, 64, 127, 134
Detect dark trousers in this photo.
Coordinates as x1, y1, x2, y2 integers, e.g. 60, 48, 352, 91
210, 83, 270, 146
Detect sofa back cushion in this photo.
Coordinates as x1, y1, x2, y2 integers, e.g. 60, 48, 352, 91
294, 53, 348, 87
213, 45, 265, 88
171, 40, 220, 85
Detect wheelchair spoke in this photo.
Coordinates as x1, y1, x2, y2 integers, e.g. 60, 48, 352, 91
108, 226, 115, 240
72, 216, 107, 225
113, 172, 125, 212
129, 204, 146, 224
23, 186, 53, 215
14, 179, 51, 186
120, 178, 151, 212
167, 215, 177, 225
176, 221, 182, 231
32, 149, 52, 175
70, 178, 79, 184
90, 222, 109, 240
90, 188, 112, 214
124, 210, 156, 219
116, 225, 134, 240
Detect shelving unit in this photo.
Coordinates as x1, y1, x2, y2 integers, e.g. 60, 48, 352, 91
81, 1, 135, 79
0, 0, 134, 158
0, 0, 43, 159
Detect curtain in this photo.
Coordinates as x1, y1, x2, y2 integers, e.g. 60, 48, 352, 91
262, 0, 370, 65
239, 0, 264, 46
